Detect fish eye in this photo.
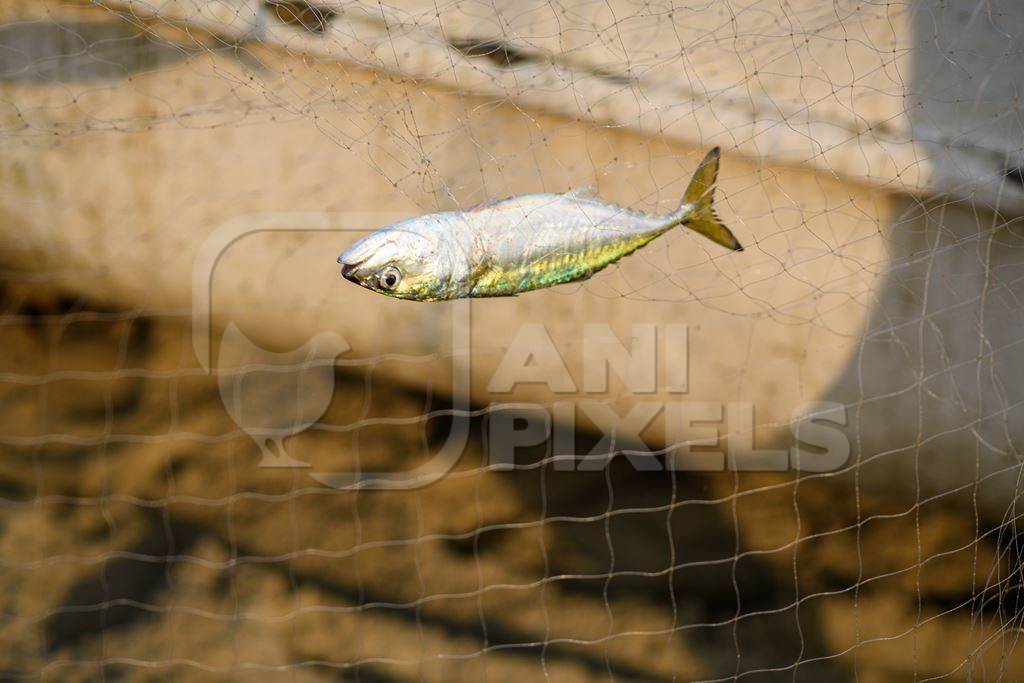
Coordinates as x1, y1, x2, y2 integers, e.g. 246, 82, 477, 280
378, 266, 401, 290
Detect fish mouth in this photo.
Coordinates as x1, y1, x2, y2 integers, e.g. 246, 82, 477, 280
339, 261, 368, 285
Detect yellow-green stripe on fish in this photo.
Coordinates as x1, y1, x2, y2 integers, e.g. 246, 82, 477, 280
337, 147, 742, 301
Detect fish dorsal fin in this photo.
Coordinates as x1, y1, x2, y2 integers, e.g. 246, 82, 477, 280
563, 184, 597, 200
467, 196, 510, 212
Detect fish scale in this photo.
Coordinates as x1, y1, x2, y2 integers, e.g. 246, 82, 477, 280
478, 232, 652, 296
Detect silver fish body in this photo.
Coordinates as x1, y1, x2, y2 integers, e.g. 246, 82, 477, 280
338, 147, 741, 301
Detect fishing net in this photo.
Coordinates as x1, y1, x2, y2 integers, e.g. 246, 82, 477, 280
1, 0, 1023, 680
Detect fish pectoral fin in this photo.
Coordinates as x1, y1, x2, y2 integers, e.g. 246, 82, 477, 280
563, 184, 597, 200
469, 255, 496, 280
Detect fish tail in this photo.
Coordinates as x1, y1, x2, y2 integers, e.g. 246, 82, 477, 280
673, 147, 743, 251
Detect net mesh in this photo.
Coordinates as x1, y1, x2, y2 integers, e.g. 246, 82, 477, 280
1, 0, 1024, 681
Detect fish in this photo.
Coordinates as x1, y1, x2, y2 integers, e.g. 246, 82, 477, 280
337, 147, 741, 301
